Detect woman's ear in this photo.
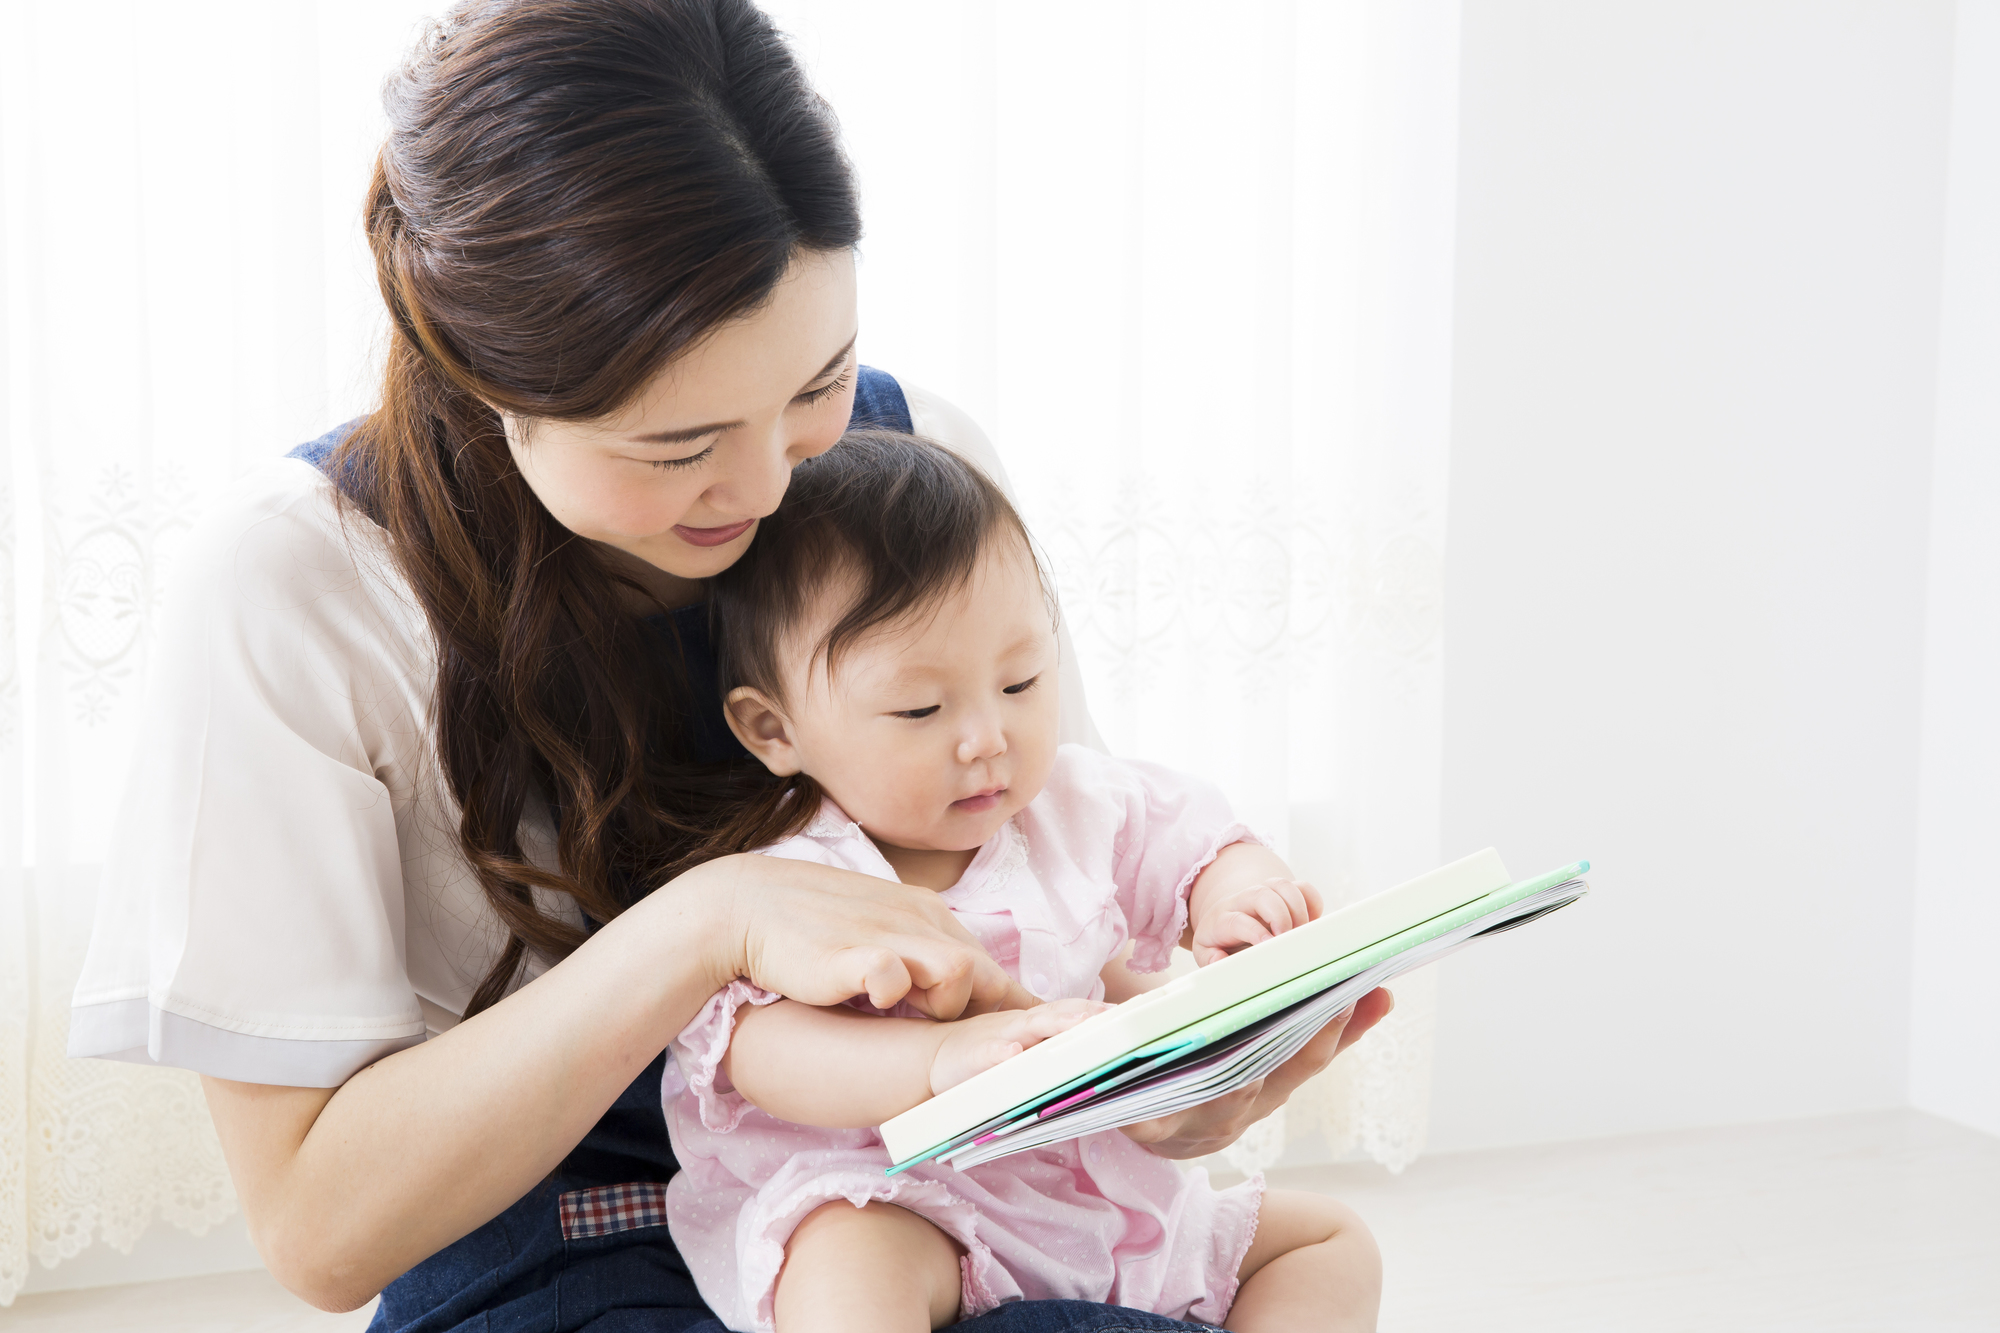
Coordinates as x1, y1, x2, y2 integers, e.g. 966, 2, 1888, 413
724, 686, 804, 776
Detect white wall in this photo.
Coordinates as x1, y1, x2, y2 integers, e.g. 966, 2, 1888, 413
1430, 0, 1957, 1152
1911, 0, 2000, 1140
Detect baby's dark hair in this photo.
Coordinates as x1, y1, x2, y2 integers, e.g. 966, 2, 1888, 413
673, 430, 1046, 869
713, 430, 1044, 702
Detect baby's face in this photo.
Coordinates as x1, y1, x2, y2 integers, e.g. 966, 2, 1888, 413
769, 538, 1061, 854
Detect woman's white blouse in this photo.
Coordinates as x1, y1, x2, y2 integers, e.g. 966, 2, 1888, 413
68, 392, 1103, 1089
65, 458, 574, 1087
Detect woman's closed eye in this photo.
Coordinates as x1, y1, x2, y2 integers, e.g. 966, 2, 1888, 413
650, 444, 715, 470
794, 365, 853, 408
1002, 676, 1039, 695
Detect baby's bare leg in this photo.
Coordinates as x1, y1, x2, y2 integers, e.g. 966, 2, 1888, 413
1225, 1187, 1382, 1332
772, 1200, 963, 1333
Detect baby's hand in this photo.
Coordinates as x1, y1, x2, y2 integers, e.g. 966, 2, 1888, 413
929, 998, 1108, 1095
1190, 876, 1324, 966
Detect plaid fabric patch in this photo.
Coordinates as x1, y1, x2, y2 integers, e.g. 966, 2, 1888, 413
559, 1181, 671, 1240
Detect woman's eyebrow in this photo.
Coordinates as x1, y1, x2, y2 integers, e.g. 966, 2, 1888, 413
633, 421, 742, 445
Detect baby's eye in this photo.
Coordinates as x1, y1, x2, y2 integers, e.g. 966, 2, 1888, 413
893, 705, 942, 720
1002, 676, 1040, 696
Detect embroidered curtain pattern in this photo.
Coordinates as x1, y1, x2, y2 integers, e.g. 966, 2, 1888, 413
0, 0, 1460, 1299
0, 0, 410, 1300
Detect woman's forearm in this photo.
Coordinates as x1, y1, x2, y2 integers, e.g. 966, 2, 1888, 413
205, 852, 1028, 1313
206, 868, 738, 1312
722, 1000, 944, 1127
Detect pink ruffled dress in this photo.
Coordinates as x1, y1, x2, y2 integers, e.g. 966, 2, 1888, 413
662, 745, 1268, 1332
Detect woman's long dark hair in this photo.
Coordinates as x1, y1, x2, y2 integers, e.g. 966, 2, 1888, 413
334, 0, 861, 1016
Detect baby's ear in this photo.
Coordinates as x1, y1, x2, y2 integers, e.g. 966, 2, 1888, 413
724, 686, 803, 777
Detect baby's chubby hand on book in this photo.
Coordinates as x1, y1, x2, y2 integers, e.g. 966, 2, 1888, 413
1190, 876, 1325, 967
929, 998, 1109, 1095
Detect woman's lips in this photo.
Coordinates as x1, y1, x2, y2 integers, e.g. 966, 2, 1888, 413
952, 788, 1005, 814
672, 519, 754, 548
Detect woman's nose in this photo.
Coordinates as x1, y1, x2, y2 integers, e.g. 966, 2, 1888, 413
708, 411, 844, 517
706, 422, 801, 517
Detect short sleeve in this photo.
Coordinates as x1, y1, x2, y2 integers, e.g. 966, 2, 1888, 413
1093, 753, 1268, 973
665, 980, 786, 1133
66, 461, 436, 1088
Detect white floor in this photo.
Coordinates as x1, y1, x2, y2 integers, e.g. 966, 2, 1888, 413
5, 1109, 1993, 1332
0, 1269, 377, 1333
1283, 1109, 2000, 1333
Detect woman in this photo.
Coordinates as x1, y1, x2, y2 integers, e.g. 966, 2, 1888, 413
67, 2, 1390, 1329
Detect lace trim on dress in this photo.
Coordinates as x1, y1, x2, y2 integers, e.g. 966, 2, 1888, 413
670, 980, 786, 1133
1135, 824, 1271, 974
1189, 1170, 1265, 1327
802, 811, 863, 842
964, 820, 1030, 900
739, 1170, 1010, 1333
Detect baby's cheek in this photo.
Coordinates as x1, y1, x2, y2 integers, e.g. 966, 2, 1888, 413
1010, 734, 1061, 808
828, 756, 928, 841
888, 773, 952, 838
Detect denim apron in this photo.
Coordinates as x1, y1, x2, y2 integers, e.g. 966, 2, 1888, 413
291, 370, 1216, 1332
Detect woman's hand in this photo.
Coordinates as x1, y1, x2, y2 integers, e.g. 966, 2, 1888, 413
1118, 986, 1395, 1159
694, 852, 1037, 1018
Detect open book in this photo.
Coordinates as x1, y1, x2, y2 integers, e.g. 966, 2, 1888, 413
880, 849, 1590, 1172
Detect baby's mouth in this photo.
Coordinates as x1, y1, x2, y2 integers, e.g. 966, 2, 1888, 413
951, 787, 1006, 814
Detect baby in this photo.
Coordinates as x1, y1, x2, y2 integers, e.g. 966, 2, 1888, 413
663, 433, 1381, 1332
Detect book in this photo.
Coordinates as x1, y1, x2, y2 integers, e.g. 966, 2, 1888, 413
879, 850, 1590, 1172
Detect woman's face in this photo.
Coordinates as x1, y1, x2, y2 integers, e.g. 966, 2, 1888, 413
506, 248, 859, 599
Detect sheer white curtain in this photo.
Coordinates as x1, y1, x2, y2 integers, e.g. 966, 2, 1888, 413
767, 0, 1462, 1177
0, 0, 1459, 1300
0, 0, 438, 1300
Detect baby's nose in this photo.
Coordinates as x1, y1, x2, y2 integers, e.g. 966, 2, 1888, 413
956, 725, 1007, 765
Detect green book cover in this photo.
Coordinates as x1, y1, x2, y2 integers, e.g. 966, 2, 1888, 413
880, 854, 1590, 1168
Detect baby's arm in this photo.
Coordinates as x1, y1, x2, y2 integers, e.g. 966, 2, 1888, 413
1185, 842, 1326, 966
721, 998, 1104, 1128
